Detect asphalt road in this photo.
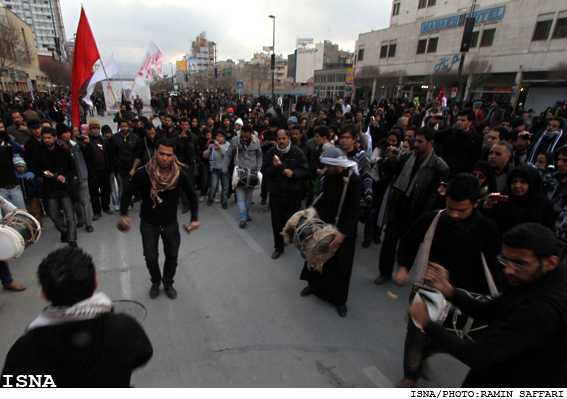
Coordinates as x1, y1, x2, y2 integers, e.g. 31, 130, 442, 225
0, 111, 468, 387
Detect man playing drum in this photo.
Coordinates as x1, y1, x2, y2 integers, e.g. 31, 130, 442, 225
299, 147, 361, 317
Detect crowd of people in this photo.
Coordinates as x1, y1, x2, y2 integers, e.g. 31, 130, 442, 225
1, 88, 567, 387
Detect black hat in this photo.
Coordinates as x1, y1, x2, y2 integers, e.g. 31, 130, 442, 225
56, 122, 70, 136
27, 119, 41, 129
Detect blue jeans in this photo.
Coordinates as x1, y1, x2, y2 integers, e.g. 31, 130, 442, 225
139, 221, 181, 285
110, 176, 120, 207
235, 186, 253, 221
0, 187, 26, 216
209, 169, 229, 205
47, 191, 77, 242
0, 261, 13, 286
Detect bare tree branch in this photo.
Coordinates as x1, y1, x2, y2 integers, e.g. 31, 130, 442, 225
0, 23, 31, 77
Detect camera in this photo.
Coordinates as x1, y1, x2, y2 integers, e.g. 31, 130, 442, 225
392, 149, 399, 155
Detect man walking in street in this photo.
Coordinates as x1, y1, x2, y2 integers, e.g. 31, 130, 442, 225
263, 129, 308, 259
222, 125, 263, 228
120, 138, 199, 299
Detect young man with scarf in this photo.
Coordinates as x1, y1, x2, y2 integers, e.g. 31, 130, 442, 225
299, 147, 361, 317
262, 129, 308, 259
375, 128, 450, 285
120, 138, 200, 300
527, 117, 566, 164
395, 173, 502, 388
1, 246, 153, 387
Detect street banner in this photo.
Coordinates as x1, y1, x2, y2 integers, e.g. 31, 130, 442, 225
71, 6, 100, 125
102, 80, 150, 112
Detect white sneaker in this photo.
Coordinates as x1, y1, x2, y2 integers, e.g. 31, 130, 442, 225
199, 196, 205, 202
213, 198, 220, 203
114, 205, 120, 211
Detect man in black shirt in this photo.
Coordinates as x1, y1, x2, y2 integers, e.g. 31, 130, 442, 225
120, 138, 199, 300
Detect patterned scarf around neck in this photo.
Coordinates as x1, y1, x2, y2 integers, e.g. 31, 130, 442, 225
145, 155, 180, 208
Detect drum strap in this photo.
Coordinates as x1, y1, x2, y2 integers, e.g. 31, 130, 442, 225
313, 169, 352, 226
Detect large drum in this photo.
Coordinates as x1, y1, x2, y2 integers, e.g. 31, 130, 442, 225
0, 210, 42, 260
232, 167, 262, 189
282, 207, 339, 273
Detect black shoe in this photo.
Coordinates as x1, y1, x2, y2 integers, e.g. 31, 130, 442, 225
261, 199, 266, 205
374, 275, 392, 285
164, 284, 177, 299
239, 221, 246, 228
222, 204, 228, 209
300, 286, 312, 297
207, 199, 213, 206
271, 250, 283, 259
373, 236, 381, 244
60, 232, 68, 243
68, 241, 78, 248
103, 208, 114, 215
86, 226, 94, 233
77, 223, 85, 228
337, 305, 347, 317
92, 213, 102, 221
362, 240, 370, 248
149, 283, 160, 299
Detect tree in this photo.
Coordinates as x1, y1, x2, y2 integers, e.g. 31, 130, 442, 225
0, 22, 33, 86
464, 58, 492, 100
39, 57, 72, 87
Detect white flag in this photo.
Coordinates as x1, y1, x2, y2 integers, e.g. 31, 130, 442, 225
83, 55, 118, 106
134, 42, 163, 87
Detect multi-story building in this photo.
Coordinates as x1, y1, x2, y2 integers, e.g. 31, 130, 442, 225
1, 0, 66, 57
292, 40, 354, 84
313, 68, 351, 100
354, 0, 567, 112
0, 5, 51, 93
184, 32, 216, 73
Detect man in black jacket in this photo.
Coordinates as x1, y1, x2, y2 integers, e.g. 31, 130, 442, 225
35, 127, 78, 246
263, 129, 308, 259
120, 138, 199, 300
86, 120, 114, 218
375, 128, 450, 285
1, 246, 153, 387
110, 119, 138, 208
409, 223, 567, 388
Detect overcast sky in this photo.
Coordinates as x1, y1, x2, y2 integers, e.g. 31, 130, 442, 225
59, 0, 392, 77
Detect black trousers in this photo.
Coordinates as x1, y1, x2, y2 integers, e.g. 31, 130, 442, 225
139, 221, 181, 285
269, 191, 303, 251
379, 202, 411, 277
88, 168, 111, 214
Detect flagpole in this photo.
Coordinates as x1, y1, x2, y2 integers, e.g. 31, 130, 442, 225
99, 58, 122, 118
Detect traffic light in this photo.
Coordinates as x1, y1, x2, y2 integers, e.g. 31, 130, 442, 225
271, 54, 275, 70
215, 68, 218, 79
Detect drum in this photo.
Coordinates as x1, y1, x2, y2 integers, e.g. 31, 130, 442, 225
0, 210, 42, 260
232, 167, 262, 189
283, 207, 339, 273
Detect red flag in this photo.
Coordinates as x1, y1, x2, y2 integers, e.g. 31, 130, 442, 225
71, 7, 100, 126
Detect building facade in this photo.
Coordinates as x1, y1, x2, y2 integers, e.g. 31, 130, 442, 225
354, 0, 567, 112
293, 40, 353, 84
0, 5, 51, 93
184, 32, 216, 73
1, 0, 66, 57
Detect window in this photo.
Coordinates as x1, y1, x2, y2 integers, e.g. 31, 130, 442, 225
388, 43, 397, 57
532, 20, 553, 41
553, 18, 567, 39
418, 0, 427, 9
380, 45, 388, 58
470, 31, 479, 48
427, 37, 438, 53
480, 29, 496, 47
428, 0, 436, 6
393, 2, 400, 16
416, 39, 427, 54
358, 48, 364, 61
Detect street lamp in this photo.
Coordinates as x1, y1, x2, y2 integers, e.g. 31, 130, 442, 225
169, 63, 174, 86
268, 15, 275, 103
